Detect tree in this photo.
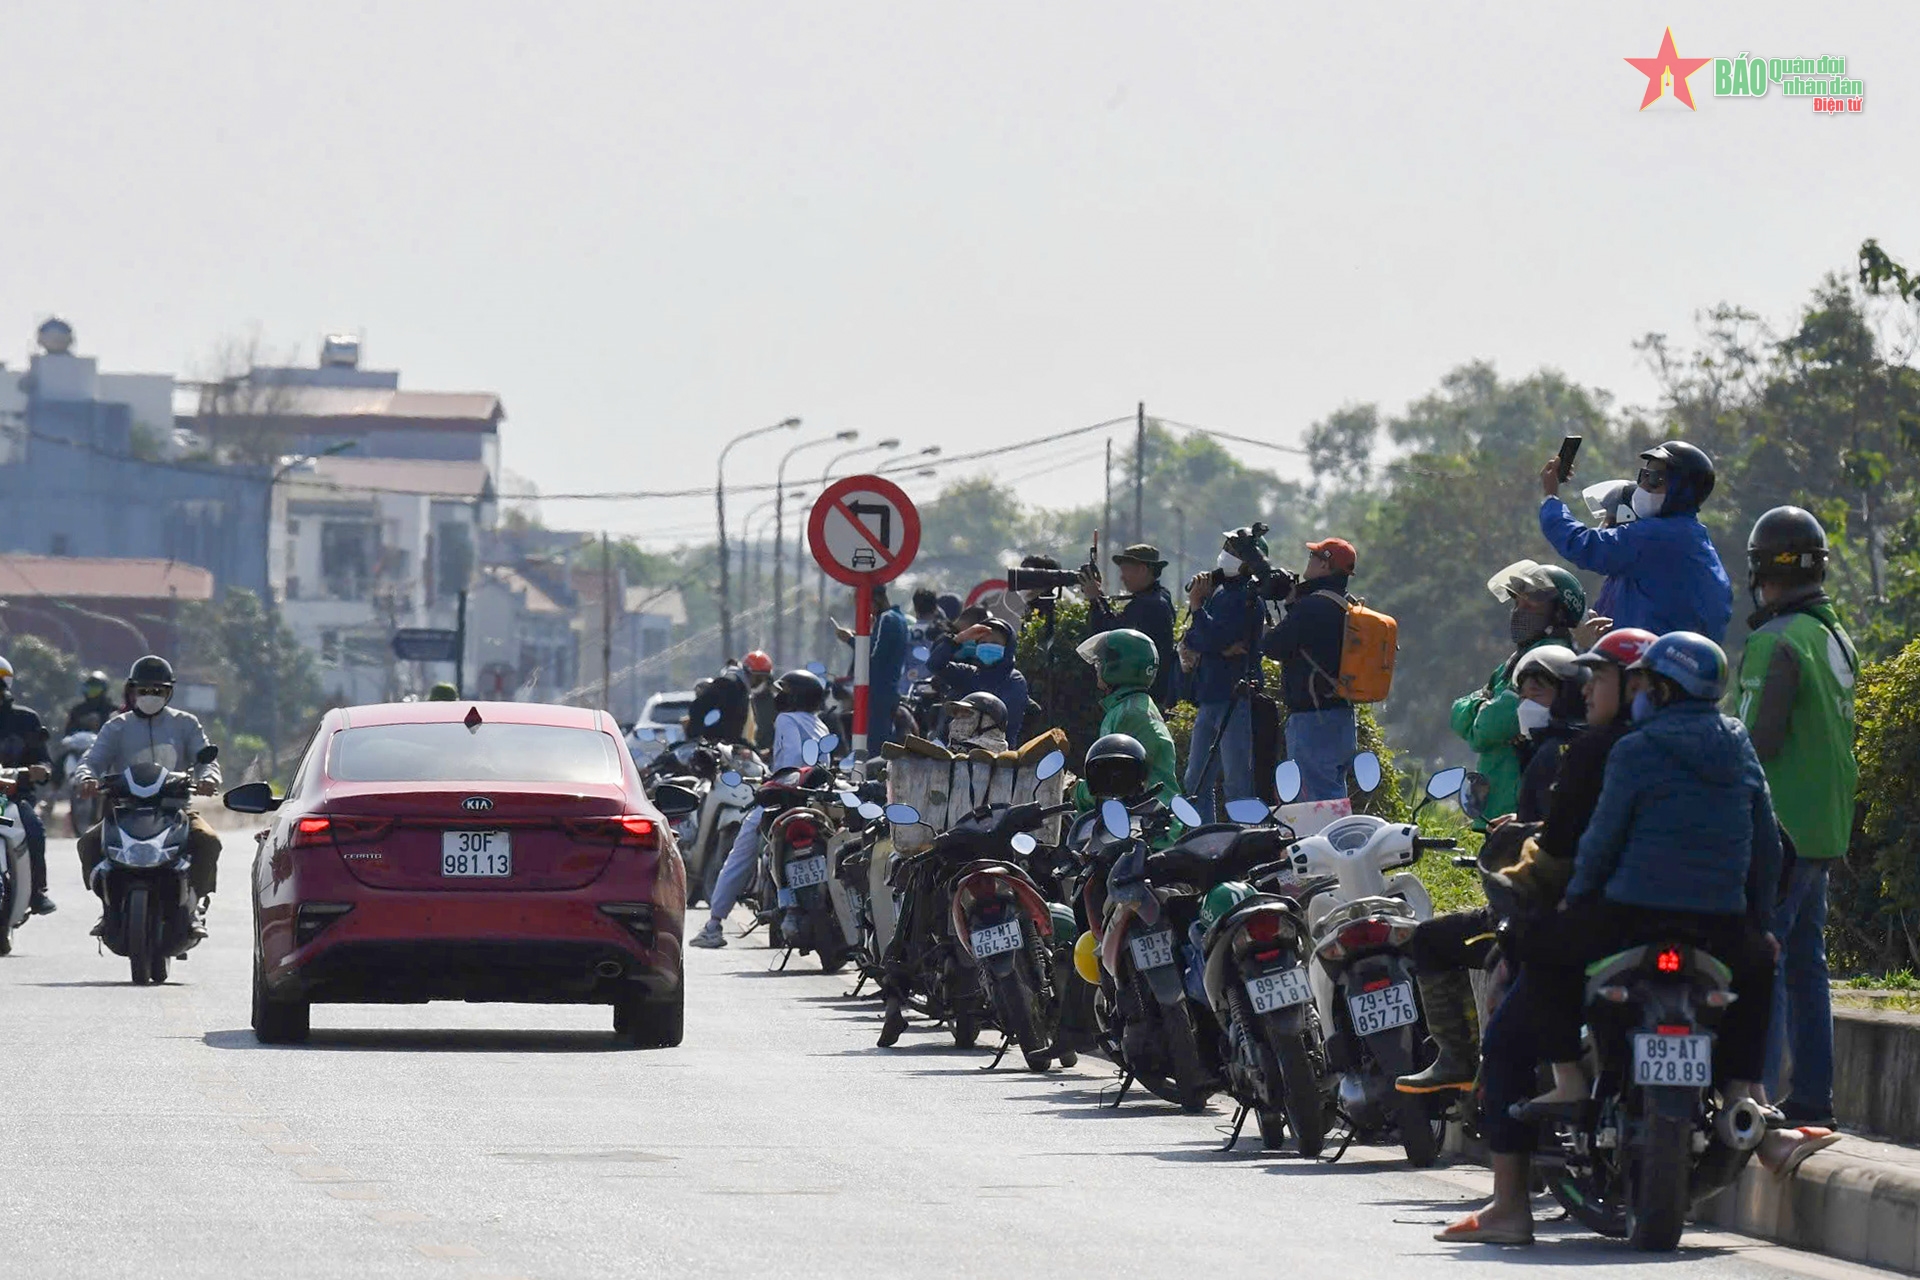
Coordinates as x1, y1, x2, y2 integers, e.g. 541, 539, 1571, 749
3, 634, 81, 721
175, 588, 323, 758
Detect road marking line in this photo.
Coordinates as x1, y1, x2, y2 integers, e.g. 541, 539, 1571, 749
266, 1142, 318, 1156
415, 1243, 483, 1259
369, 1209, 428, 1224
326, 1186, 383, 1201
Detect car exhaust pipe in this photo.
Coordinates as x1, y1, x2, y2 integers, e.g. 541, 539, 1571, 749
1714, 1096, 1768, 1151
594, 959, 625, 979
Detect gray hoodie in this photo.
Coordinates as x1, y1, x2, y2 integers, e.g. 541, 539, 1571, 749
76, 707, 221, 789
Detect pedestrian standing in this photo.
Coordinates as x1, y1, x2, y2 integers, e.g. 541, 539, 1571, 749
1080, 544, 1180, 710
1180, 528, 1265, 821
1260, 537, 1359, 801
1739, 507, 1857, 1127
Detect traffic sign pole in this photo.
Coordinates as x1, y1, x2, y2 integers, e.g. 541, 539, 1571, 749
852, 588, 874, 767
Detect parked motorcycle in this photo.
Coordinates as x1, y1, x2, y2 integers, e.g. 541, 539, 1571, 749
93, 745, 218, 985
646, 737, 762, 907
58, 730, 100, 835
1284, 759, 1464, 1166
0, 766, 44, 955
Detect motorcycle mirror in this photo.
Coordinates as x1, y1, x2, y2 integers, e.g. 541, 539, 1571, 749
720, 770, 743, 788
196, 744, 220, 765
1170, 795, 1204, 827
884, 803, 922, 826
819, 733, 840, 753
1427, 766, 1467, 802
221, 780, 281, 814
1460, 771, 1493, 821
1100, 798, 1130, 840
801, 740, 820, 766
912, 645, 931, 662
1352, 751, 1382, 795
837, 790, 861, 808
1010, 832, 1038, 855
1274, 760, 1303, 805
806, 661, 827, 677
1225, 797, 1272, 824
1034, 750, 1066, 782
703, 708, 722, 727
858, 801, 885, 821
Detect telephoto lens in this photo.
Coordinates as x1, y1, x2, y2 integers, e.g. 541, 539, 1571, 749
1006, 565, 1081, 593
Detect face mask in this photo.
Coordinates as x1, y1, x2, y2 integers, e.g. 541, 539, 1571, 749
957, 641, 978, 660
1216, 550, 1243, 576
975, 643, 1006, 666
1631, 486, 1666, 519
1509, 610, 1549, 647
1515, 699, 1552, 737
1630, 690, 1657, 723
947, 712, 981, 744
135, 695, 168, 717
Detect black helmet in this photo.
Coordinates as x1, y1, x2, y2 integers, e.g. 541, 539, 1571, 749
946, 691, 1008, 734
773, 668, 827, 713
1748, 506, 1829, 589
1640, 441, 1716, 513
1083, 733, 1149, 799
127, 655, 174, 687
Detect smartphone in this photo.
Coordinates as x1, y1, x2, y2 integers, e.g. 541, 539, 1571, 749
1557, 435, 1583, 482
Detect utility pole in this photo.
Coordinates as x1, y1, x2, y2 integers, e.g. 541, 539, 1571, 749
454, 588, 468, 698
1102, 437, 1112, 546
600, 531, 613, 713
1134, 401, 1146, 546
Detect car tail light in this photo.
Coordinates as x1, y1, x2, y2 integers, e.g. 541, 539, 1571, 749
565, 816, 659, 848
294, 902, 354, 945
783, 817, 819, 848
1656, 946, 1684, 974
291, 815, 392, 847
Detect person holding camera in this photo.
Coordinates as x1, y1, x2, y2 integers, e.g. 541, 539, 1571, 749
1079, 544, 1178, 710
1259, 538, 1359, 802
1179, 527, 1266, 821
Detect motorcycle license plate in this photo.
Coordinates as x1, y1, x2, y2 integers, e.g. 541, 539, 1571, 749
1246, 967, 1312, 1013
971, 919, 1023, 957
847, 889, 867, 917
1347, 981, 1418, 1035
786, 855, 829, 888
1632, 1032, 1712, 1086
442, 831, 511, 876
1129, 930, 1176, 970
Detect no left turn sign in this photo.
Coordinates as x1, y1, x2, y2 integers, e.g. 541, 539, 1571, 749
808, 475, 921, 587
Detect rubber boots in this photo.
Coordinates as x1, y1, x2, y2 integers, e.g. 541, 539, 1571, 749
1397, 970, 1479, 1094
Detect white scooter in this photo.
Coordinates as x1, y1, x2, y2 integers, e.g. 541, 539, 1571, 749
1280, 757, 1465, 1166
0, 766, 42, 955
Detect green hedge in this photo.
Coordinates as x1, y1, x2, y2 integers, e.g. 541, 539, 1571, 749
1834, 637, 1920, 975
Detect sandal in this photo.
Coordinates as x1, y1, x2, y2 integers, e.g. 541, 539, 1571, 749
1434, 1211, 1534, 1245
1773, 1129, 1841, 1179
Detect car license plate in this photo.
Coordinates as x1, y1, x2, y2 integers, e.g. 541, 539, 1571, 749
1632, 1032, 1712, 1086
971, 919, 1023, 957
1347, 981, 1418, 1035
1129, 929, 1176, 970
1246, 967, 1312, 1013
785, 855, 829, 888
441, 830, 511, 876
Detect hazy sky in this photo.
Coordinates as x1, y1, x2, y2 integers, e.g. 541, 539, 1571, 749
6, 3, 1916, 544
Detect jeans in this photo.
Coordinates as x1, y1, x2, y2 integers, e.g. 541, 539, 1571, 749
1481, 969, 1544, 1155
1284, 705, 1357, 802
1183, 699, 1253, 823
21, 803, 46, 897
707, 807, 764, 924
1765, 860, 1834, 1117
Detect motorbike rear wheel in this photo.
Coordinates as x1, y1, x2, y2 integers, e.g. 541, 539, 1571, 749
127, 886, 154, 985
992, 966, 1051, 1071
1627, 1114, 1692, 1251
1397, 1092, 1441, 1168
0, 875, 14, 956
1271, 1029, 1327, 1158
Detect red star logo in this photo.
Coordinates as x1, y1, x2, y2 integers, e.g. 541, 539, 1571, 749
1625, 27, 1711, 110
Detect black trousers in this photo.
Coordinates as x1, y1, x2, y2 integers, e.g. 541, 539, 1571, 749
1525, 900, 1774, 1079
1407, 906, 1499, 975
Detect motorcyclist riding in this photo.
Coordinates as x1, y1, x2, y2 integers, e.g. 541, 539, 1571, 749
0, 656, 56, 915
64, 670, 118, 734
73, 656, 223, 939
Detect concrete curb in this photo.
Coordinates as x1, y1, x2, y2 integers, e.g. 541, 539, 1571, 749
1697, 1139, 1920, 1275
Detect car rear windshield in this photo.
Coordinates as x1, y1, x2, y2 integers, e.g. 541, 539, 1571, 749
328, 723, 623, 784
648, 701, 692, 724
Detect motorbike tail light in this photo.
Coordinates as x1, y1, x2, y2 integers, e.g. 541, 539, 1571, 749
1656, 1023, 1693, 1035
565, 816, 660, 848
1335, 918, 1393, 954
1597, 985, 1630, 1003
1251, 948, 1283, 963
1362, 976, 1393, 993
1656, 946, 1684, 974
1244, 913, 1283, 944
783, 817, 819, 848
1703, 990, 1736, 1008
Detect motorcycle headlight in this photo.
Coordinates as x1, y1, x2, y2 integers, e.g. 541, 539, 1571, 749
109, 841, 167, 869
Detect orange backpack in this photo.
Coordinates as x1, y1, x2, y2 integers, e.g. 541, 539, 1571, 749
1313, 590, 1399, 704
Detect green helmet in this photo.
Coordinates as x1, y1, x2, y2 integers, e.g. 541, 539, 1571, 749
1487, 559, 1587, 627
428, 682, 459, 701
1200, 881, 1258, 932
1075, 628, 1159, 690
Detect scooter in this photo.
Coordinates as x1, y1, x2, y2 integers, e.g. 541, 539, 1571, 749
58, 730, 100, 835
1285, 759, 1464, 1166
0, 766, 44, 955
92, 745, 218, 985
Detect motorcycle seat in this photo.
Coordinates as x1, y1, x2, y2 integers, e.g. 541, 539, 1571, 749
1146, 827, 1287, 889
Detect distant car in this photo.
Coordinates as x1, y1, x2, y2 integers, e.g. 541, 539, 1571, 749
227, 700, 686, 1048
625, 690, 697, 762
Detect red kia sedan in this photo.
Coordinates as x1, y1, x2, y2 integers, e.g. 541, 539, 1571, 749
225, 700, 685, 1048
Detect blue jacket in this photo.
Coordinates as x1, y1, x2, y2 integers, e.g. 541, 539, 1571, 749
1260, 572, 1350, 712
1568, 701, 1782, 924
1538, 497, 1732, 642
936, 658, 1030, 742
1182, 576, 1263, 705
866, 606, 908, 750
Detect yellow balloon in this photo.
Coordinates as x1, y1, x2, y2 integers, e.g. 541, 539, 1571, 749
1073, 930, 1101, 986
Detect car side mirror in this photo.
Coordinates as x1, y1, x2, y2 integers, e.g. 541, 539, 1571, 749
650, 783, 702, 820
223, 781, 281, 814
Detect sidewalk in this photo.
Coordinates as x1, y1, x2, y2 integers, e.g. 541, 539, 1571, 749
1697, 1130, 1920, 1274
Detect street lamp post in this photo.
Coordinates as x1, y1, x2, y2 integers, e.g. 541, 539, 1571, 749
773, 429, 856, 662
716, 417, 801, 660
813, 438, 900, 653
262, 441, 355, 774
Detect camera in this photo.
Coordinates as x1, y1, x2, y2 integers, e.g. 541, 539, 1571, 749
1005, 564, 1081, 594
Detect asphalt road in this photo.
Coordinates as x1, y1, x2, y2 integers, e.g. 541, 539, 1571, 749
0, 833, 1888, 1280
